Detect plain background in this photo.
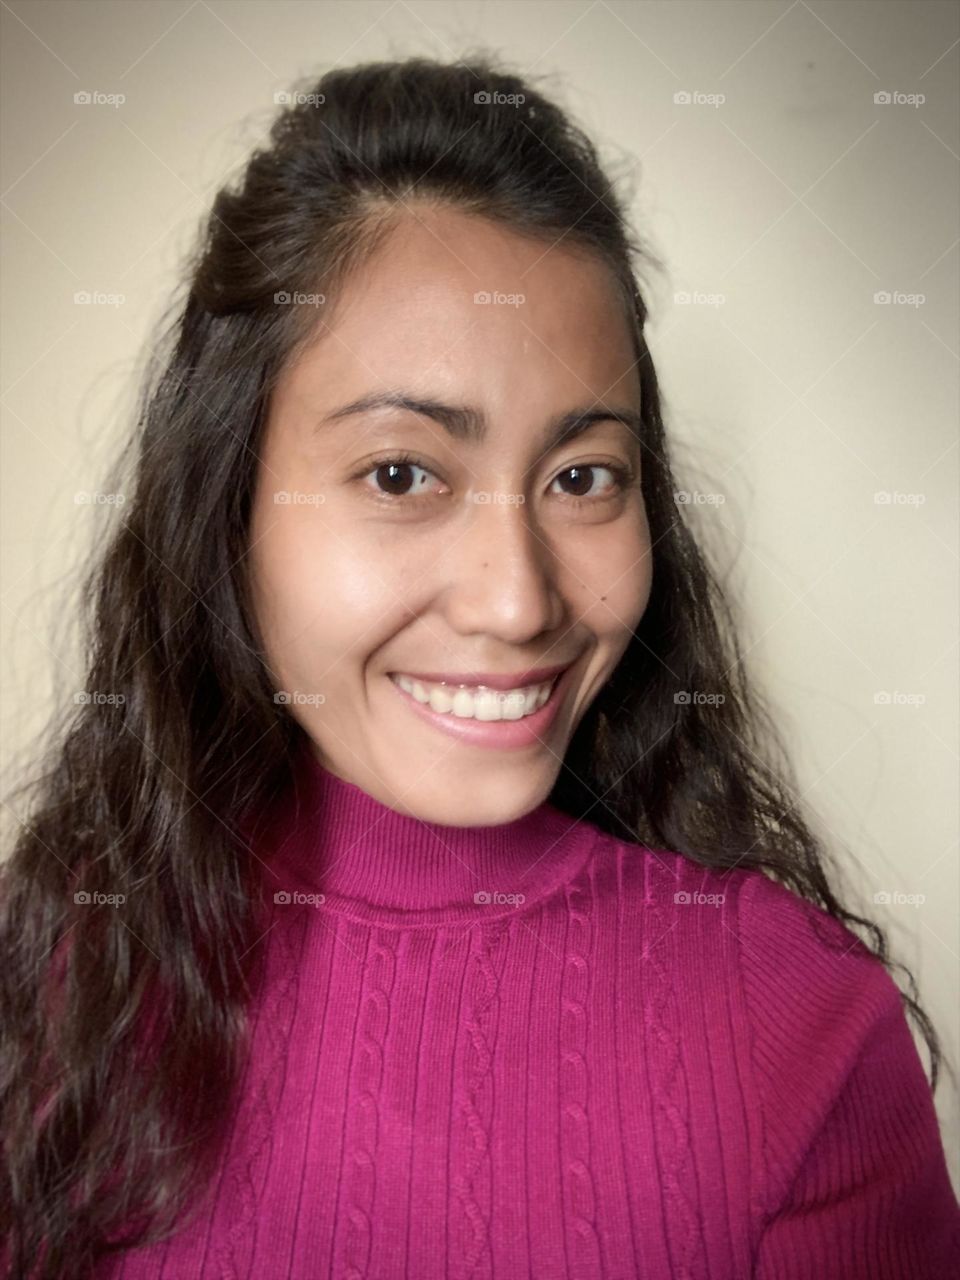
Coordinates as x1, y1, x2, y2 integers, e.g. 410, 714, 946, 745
2, 0, 958, 1192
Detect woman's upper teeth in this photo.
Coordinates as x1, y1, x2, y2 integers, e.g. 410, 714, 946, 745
392, 673, 554, 720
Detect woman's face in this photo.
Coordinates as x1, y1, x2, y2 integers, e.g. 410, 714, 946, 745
249, 205, 652, 825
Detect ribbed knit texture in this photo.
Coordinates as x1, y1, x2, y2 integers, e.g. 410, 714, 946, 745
98, 749, 960, 1278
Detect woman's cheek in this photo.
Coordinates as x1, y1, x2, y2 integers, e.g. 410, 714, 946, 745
558, 505, 652, 632
262, 515, 407, 670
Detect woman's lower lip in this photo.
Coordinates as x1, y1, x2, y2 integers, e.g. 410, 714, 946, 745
388, 665, 575, 750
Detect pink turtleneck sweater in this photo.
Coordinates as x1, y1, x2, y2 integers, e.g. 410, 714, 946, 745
98, 753, 960, 1278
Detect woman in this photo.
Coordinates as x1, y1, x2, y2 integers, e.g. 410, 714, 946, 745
2, 54, 958, 1279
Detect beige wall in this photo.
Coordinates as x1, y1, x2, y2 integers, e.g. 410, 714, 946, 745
2, 0, 957, 1188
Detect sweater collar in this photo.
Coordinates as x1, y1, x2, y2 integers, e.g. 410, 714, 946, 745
257, 743, 599, 926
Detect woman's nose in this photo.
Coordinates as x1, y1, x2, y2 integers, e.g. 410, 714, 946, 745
438, 497, 566, 643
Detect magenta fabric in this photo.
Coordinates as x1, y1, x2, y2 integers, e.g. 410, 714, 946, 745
99, 750, 960, 1278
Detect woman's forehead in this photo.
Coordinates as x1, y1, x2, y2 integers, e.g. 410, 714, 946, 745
280, 207, 640, 430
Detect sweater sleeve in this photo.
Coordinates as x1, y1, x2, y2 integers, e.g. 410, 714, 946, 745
735, 870, 960, 1279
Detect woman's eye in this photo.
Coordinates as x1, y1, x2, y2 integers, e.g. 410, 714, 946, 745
550, 464, 630, 501
363, 458, 444, 499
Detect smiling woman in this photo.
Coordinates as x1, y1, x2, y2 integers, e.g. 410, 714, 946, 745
247, 204, 652, 819
1, 53, 958, 1280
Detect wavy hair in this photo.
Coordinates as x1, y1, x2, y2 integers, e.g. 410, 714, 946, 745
1, 53, 946, 1278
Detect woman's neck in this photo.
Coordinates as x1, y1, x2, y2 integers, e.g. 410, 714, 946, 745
256, 744, 601, 927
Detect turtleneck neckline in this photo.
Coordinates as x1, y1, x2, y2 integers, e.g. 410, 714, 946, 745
258, 746, 601, 927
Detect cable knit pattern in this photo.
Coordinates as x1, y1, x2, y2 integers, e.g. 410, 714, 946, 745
95, 749, 960, 1279
338, 927, 396, 1280
559, 868, 600, 1279
452, 923, 505, 1279
640, 853, 707, 1280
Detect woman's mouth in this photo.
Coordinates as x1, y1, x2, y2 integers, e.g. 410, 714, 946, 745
386, 663, 577, 750
388, 672, 559, 721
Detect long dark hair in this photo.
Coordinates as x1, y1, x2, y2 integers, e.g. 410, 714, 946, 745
1, 53, 947, 1278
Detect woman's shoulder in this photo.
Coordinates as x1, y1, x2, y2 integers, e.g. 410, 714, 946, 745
587, 824, 916, 1098
589, 824, 885, 982
592, 830, 960, 1250
561, 817, 917, 1057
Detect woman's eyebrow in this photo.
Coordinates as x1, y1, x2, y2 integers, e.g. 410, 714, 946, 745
316, 390, 643, 454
